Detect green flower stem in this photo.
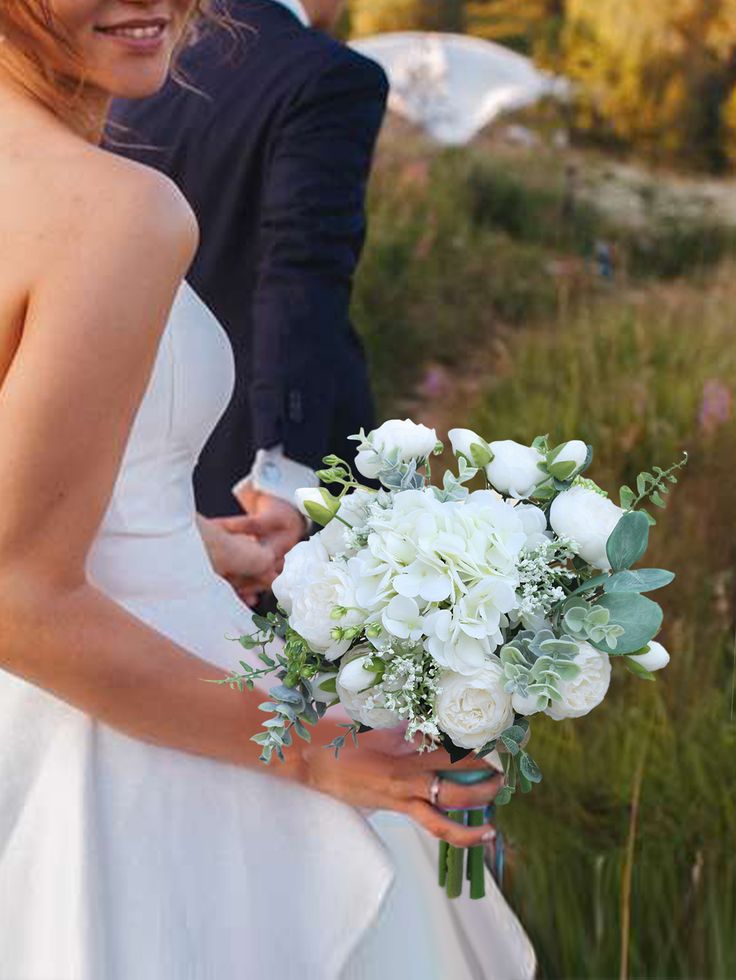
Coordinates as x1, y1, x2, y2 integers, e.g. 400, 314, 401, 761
438, 839, 449, 888
467, 809, 487, 900
445, 812, 466, 899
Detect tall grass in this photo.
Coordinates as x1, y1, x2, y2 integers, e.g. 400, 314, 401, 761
467, 276, 736, 978
356, 133, 736, 978
354, 137, 736, 412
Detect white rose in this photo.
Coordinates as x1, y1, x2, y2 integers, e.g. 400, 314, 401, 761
628, 640, 670, 673
272, 536, 330, 616
337, 654, 377, 694
547, 440, 588, 482
447, 428, 493, 467
318, 490, 374, 557
294, 487, 340, 526
549, 485, 624, 570
355, 419, 437, 478
545, 641, 612, 720
288, 561, 361, 661
336, 649, 402, 729
436, 662, 515, 750
486, 440, 546, 498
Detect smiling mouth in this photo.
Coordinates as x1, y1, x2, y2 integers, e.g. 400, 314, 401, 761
94, 19, 169, 40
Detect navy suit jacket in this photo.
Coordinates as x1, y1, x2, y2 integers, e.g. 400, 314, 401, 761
111, 1, 388, 515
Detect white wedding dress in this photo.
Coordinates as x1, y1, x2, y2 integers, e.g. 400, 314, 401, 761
0, 282, 536, 980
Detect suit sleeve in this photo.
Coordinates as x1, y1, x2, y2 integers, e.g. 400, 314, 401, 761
249, 49, 388, 469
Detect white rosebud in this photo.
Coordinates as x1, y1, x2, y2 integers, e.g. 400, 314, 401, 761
354, 450, 383, 480
628, 640, 670, 673
547, 440, 589, 482
318, 489, 374, 558
294, 487, 340, 526
549, 485, 624, 570
511, 691, 545, 716
337, 654, 377, 694
448, 428, 493, 467
310, 672, 339, 704
545, 641, 612, 720
355, 419, 438, 478
485, 440, 546, 499
336, 648, 402, 730
435, 662, 515, 750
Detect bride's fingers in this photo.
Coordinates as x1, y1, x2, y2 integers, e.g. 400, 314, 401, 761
405, 769, 503, 811
405, 800, 496, 847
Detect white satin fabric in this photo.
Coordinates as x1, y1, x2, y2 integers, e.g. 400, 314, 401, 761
0, 282, 535, 979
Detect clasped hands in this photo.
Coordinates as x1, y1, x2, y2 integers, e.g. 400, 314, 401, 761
198, 486, 306, 606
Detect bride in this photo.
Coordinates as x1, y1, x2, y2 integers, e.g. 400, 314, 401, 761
0, 1, 535, 977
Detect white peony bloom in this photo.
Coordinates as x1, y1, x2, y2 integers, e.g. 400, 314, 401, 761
318, 489, 374, 558
294, 487, 340, 525
514, 503, 550, 551
485, 440, 547, 498
436, 662, 515, 749
549, 485, 624, 570
447, 428, 493, 467
628, 640, 670, 673
337, 654, 378, 694
355, 419, 437, 477
545, 641, 612, 720
272, 536, 330, 616
288, 561, 362, 661
547, 440, 588, 482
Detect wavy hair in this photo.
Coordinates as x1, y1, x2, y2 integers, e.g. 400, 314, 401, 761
0, 0, 221, 136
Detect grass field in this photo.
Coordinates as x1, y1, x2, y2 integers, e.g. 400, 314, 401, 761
355, 125, 736, 979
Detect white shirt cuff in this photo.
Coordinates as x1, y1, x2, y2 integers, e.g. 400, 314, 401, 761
232, 446, 319, 510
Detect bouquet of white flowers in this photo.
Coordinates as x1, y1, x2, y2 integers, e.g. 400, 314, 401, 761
220, 419, 685, 899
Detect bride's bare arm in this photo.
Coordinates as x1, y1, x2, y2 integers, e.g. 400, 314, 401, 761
0, 161, 500, 845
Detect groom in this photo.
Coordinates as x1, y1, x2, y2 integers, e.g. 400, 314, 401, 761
112, 0, 388, 582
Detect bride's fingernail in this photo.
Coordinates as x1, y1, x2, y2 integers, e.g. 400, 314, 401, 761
482, 829, 496, 842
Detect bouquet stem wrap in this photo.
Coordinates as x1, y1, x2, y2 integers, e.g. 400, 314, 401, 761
437, 769, 499, 900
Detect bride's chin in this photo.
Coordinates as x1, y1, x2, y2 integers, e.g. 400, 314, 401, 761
95, 67, 174, 102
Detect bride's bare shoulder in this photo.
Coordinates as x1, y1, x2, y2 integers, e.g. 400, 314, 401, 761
4, 135, 198, 285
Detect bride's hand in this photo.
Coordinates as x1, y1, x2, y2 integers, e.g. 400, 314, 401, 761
303, 732, 503, 847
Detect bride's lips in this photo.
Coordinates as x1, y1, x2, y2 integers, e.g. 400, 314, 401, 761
93, 17, 171, 53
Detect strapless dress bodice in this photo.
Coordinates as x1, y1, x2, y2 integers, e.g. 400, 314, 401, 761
86, 282, 235, 601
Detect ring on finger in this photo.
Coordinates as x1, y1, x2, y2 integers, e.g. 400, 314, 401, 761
428, 774, 442, 808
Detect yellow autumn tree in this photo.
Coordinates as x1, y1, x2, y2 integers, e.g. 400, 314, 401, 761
350, 0, 465, 37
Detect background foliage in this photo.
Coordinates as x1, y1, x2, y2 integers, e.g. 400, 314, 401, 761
353, 118, 736, 977
348, 0, 736, 171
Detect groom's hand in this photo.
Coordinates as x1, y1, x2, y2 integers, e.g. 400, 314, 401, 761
197, 515, 278, 605
229, 489, 306, 567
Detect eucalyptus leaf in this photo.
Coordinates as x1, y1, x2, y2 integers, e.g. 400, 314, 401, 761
592, 592, 663, 654
606, 510, 650, 571
519, 753, 543, 784
604, 568, 675, 594
500, 735, 520, 756
494, 786, 514, 807
270, 684, 305, 707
